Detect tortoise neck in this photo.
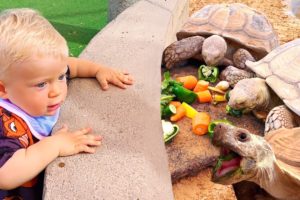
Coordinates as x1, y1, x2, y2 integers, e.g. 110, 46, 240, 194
253, 160, 300, 200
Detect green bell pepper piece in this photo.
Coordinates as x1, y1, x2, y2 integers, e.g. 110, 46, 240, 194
172, 85, 197, 104
208, 119, 233, 139
226, 105, 243, 117
161, 104, 177, 119
213, 151, 239, 173
225, 90, 231, 101
198, 65, 219, 83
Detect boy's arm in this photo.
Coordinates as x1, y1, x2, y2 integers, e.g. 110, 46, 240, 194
0, 135, 60, 189
0, 126, 101, 190
67, 57, 134, 90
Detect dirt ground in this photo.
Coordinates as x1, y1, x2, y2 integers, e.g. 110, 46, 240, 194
189, 0, 300, 44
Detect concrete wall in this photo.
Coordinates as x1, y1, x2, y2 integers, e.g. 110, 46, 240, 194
43, 0, 189, 199
108, 0, 140, 21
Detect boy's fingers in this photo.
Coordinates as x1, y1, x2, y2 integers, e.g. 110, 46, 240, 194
83, 134, 102, 143
80, 145, 96, 154
76, 127, 92, 135
112, 78, 127, 89
122, 75, 134, 84
96, 76, 109, 90
87, 139, 102, 146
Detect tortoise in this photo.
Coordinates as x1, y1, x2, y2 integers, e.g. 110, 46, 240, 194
163, 3, 279, 76
211, 123, 300, 200
227, 39, 300, 133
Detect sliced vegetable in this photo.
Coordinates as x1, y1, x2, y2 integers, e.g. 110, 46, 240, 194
226, 105, 243, 117
198, 65, 219, 83
196, 90, 212, 103
160, 94, 175, 105
162, 120, 180, 143
161, 104, 177, 119
213, 94, 226, 103
193, 80, 209, 92
172, 85, 197, 104
169, 101, 181, 108
208, 119, 233, 139
176, 75, 198, 90
170, 104, 186, 122
215, 81, 230, 91
161, 71, 182, 96
208, 86, 225, 94
182, 102, 198, 118
192, 112, 211, 135
164, 125, 179, 143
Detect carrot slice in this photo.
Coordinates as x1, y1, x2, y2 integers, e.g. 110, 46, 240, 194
196, 90, 212, 103
169, 101, 181, 108
176, 75, 198, 90
192, 112, 211, 135
170, 104, 186, 122
193, 80, 209, 92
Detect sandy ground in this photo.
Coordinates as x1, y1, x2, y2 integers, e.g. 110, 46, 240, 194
189, 0, 300, 44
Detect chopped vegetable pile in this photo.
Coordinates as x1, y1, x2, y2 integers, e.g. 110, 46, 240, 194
160, 64, 238, 143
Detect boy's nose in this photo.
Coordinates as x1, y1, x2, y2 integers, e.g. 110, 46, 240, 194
48, 83, 61, 98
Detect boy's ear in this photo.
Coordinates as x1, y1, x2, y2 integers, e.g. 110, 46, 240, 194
0, 81, 8, 99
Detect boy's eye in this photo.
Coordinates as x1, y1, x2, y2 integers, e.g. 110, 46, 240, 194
36, 82, 47, 88
58, 74, 66, 80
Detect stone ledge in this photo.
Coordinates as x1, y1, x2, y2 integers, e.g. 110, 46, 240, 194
43, 0, 188, 199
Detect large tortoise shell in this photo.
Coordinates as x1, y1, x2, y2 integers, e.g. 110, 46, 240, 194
246, 39, 300, 116
265, 127, 300, 181
177, 3, 279, 58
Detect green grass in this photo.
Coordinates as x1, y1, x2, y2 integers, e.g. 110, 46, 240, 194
0, 0, 108, 56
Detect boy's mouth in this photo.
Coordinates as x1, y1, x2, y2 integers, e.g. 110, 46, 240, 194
47, 103, 61, 111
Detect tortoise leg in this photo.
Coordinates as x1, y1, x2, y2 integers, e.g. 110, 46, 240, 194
220, 65, 255, 87
233, 48, 255, 70
264, 105, 297, 134
163, 36, 204, 69
219, 57, 233, 67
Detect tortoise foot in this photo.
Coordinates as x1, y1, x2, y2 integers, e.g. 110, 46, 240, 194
220, 65, 255, 87
163, 36, 204, 69
233, 48, 255, 70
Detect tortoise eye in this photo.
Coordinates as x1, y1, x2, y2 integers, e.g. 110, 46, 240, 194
238, 132, 248, 142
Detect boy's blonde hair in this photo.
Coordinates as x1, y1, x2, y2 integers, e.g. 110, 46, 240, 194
0, 8, 69, 75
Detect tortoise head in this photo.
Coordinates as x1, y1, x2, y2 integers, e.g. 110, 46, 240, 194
211, 123, 275, 185
202, 35, 227, 66
228, 78, 270, 113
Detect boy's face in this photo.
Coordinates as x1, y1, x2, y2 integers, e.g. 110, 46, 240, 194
2, 55, 68, 117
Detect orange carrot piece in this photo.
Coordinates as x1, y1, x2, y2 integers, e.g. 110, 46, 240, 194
169, 101, 181, 108
176, 75, 198, 90
196, 90, 212, 103
192, 112, 211, 135
193, 80, 209, 92
170, 104, 186, 122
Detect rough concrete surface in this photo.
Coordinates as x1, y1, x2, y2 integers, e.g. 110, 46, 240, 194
43, 0, 188, 199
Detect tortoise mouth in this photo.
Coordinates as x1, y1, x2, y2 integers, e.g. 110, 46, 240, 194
212, 147, 242, 180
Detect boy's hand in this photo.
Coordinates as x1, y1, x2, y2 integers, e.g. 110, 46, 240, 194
95, 67, 134, 90
53, 125, 102, 157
